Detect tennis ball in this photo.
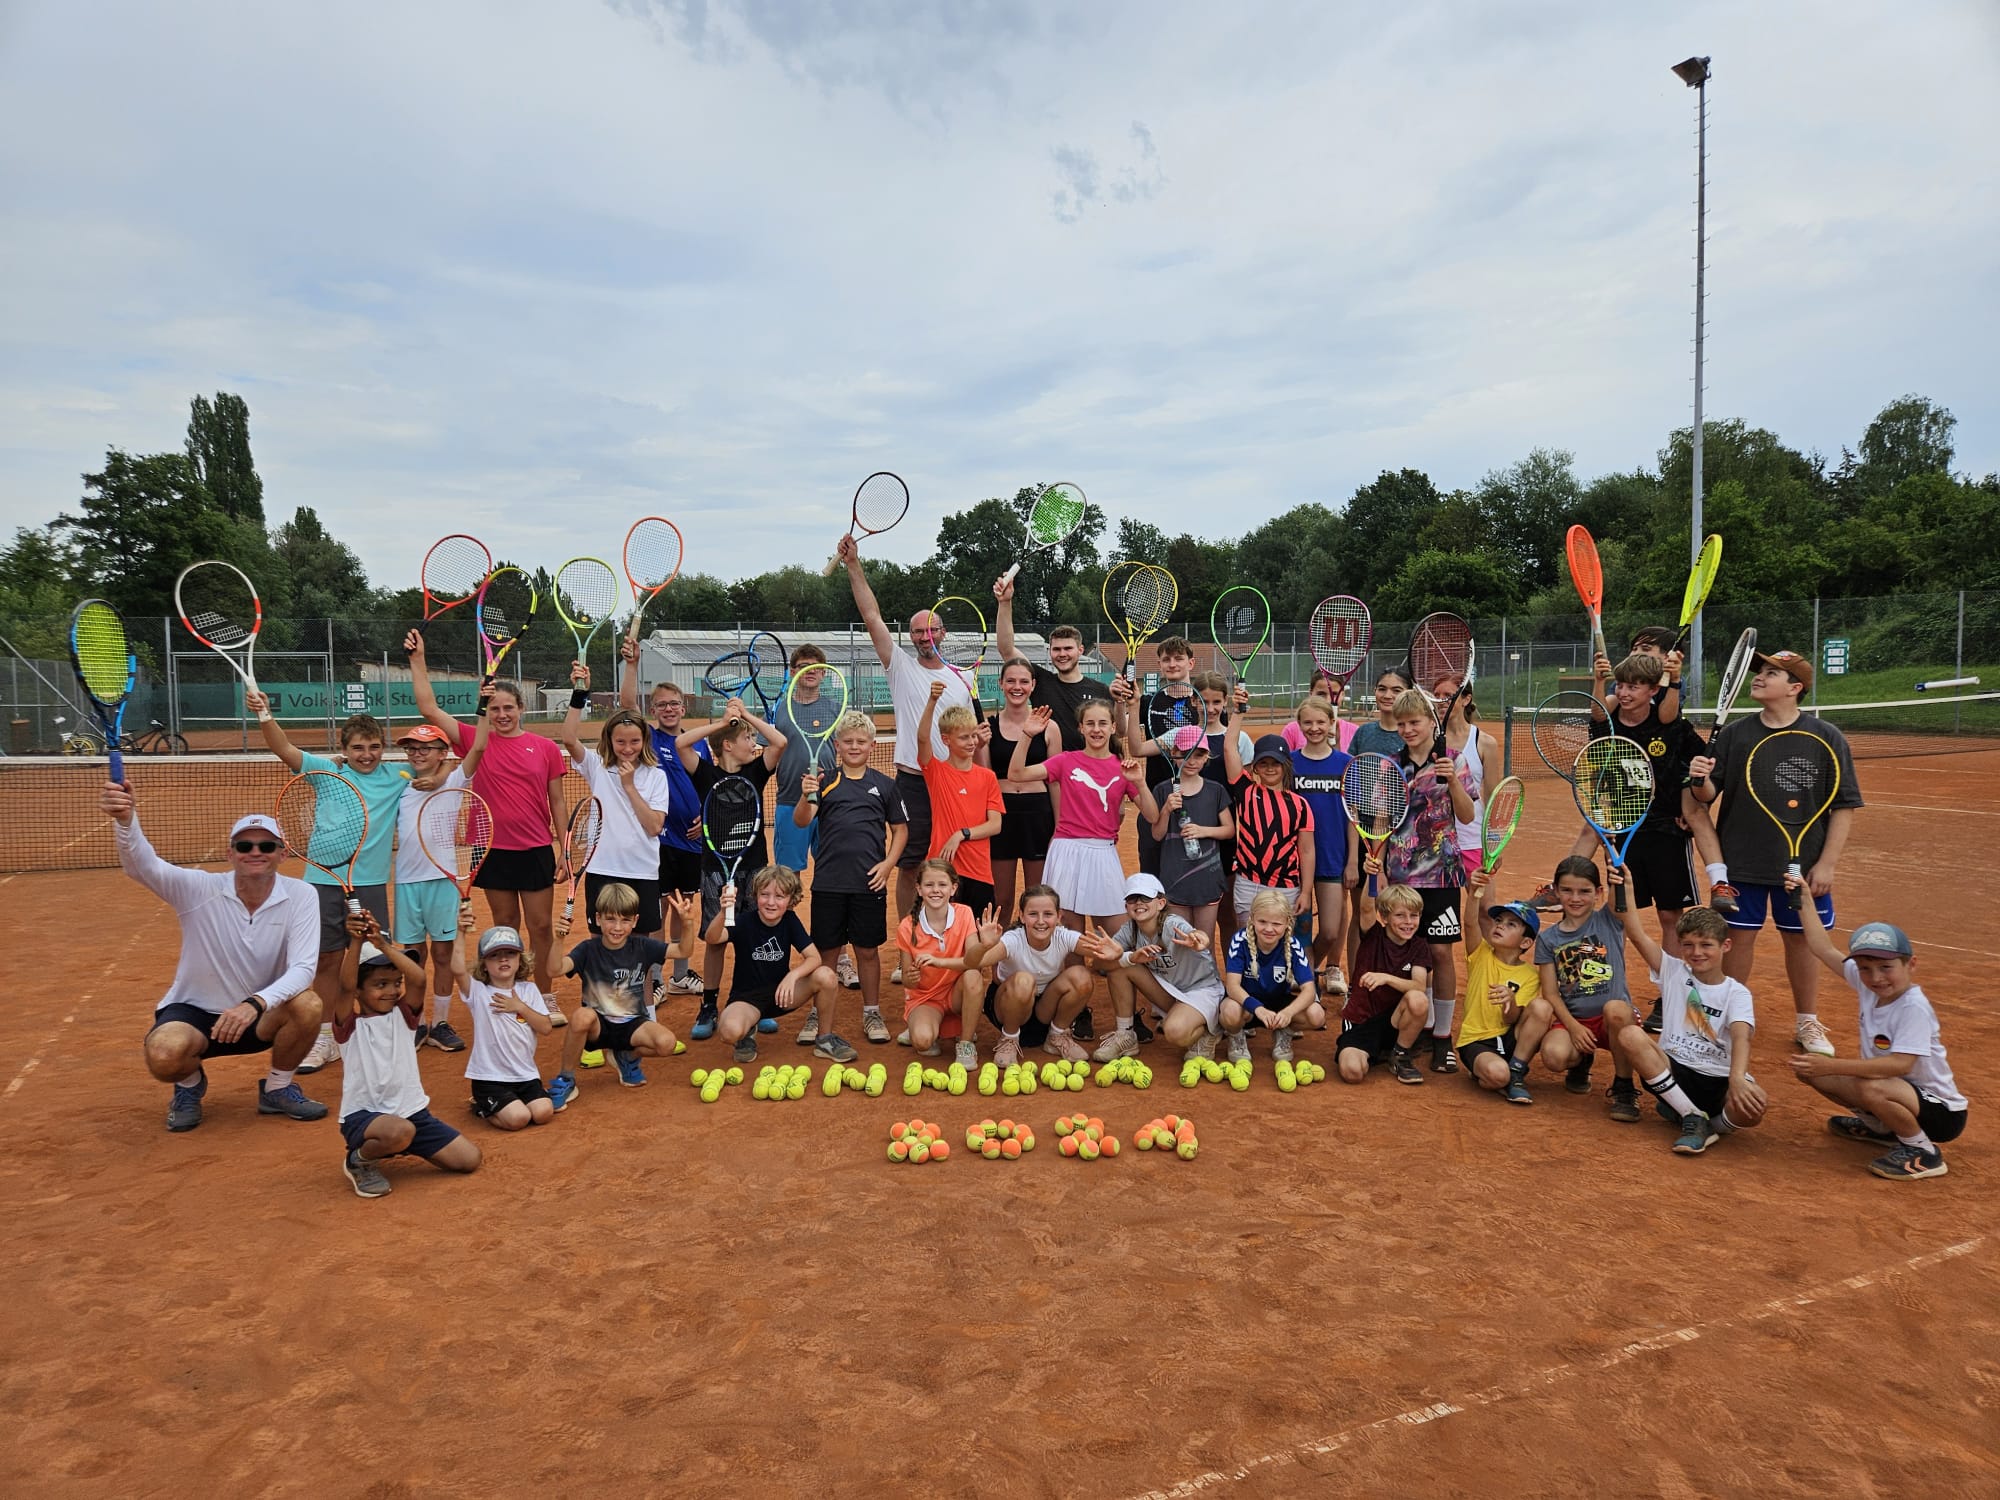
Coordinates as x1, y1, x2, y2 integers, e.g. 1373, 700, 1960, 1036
865, 1070, 885, 1098
1039, 1063, 1059, 1087
1097, 1067, 1117, 1089
724, 1066, 744, 1085
1177, 1139, 1198, 1160
890, 1121, 909, 1141
1078, 1137, 1100, 1161
700, 1073, 725, 1103
1134, 1064, 1152, 1089
1229, 1067, 1250, 1093
751, 1076, 771, 1100
824, 1068, 843, 1098
1018, 1131, 1035, 1152
1084, 1123, 1103, 1143
910, 1142, 930, 1163
1102, 1136, 1121, 1157
1066, 1073, 1084, 1091
1175, 1121, 1196, 1143
903, 1065, 923, 1097
690, 1068, 709, 1087
1201, 1060, 1223, 1083
787, 1076, 807, 1101
930, 1141, 950, 1162
1055, 1115, 1074, 1136
1059, 1134, 1080, 1157
889, 1140, 909, 1161
1276, 1061, 1296, 1093
978, 1070, 998, 1097
996, 1119, 1015, 1138
1164, 1114, 1183, 1131
1086, 1116, 1104, 1134
1072, 1062, 1092, 1082
1152, 1127, 1174, 1150
978, 1117, 997, 1137
673, 1039, 686, 1054
948, 1070, 967, 1097
844, 1067, 865, 1089
1018, 1069, 1037, 1095
1179, 1062, 1200, 1088
982, 1139, 1001, 1159
1001, 1075, 1020, 1096
1000, 1137, 1021, 1159
1136, 1131, 1154, 1151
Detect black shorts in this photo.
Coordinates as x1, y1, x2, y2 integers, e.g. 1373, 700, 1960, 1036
583, 873, 663, 935
1917, 1091, 1969, 1144
470, 1077, 549, 1118
982, 979, 1051, 1049
658, 843, 702, 896
1669, 1059, 1733, 1116
728, 986, 786, 1021
1136, 823, 1162, 877
699, 866, 750, 930
1337, 1011, 1400, 1064
148, 1002, 275, 1058
1419, 886, 1464, 947
992, 794, 1055, 863
316, 882, 390, 954
895, 770, 932, 869
954, 877, 994, 918
476, 845, 557, 893
588, 1013, 648, 1052
811, 887, 888, 950
339, 1106, 461, 1159
1624, 828, 1698, 912
1457, 1030, 1515, 1069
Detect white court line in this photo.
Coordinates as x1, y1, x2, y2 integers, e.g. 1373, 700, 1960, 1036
1863, 800, 2000, 817
2, 1007, 80, 1102
1124, 1236, 1987, 1500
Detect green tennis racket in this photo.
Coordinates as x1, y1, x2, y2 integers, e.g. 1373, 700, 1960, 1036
1479, 775, 1524, 874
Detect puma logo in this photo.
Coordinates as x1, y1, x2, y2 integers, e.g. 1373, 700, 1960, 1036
1066, 765, 1120, 811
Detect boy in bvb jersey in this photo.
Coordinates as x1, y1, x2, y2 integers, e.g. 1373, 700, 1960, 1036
544, 884, 694, 1110
1536, 856, 1642, 1121
1789, 883, 1968, 1180
332, 911, 481, 1199
1621, 628, 1733, 913
1611, 885, 1766, 1156
916, 681, 1006, 916
1338, 883, 1433, 1086
707, 865, 841, 1066
796, 710, 909, 1047
1456, 870, 1552, 1105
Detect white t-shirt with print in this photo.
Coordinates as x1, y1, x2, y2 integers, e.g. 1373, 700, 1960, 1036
887, 649, 974, 771
1849, 962, 1966, 1110
464, 978, 551, 1084
1651, 953, 1754, 1078
995, 926, 1082, 997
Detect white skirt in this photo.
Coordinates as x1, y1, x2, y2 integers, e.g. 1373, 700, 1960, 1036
1043, 836, 1128, 919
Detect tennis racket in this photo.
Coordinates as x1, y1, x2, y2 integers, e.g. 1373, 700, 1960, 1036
1694, 627, 1759, 789
175, 560, 264, 696
1479, 775, 1524, 875
1531, 690, 1606, 783
703, 649, 759, 719
1342, 751, 1410, 896
786, 662, 849, 805
276, 769, 369, 915
68, 599, 136, 786
417, 534, 492, 636
822, 471, 911, 576
474, 565, 538, 685
1571, 736, 1654, 912
1307, 595, 1373, 718
416, 785, 494, 967
748, 630, 789, 719
1410, 611, 1474, 752
557, 792, 604, 937
1102, 561, 1178, 683
1212, 585, 1271, 696
553, 556, 622, 673
1745, 729, 1840, 912
623, 516, 685, 644
1150, 692, 1212, 859
931, 595, 989, 703
1565, 524, 1610, 671
1671, 534, 1723, 653
703, 773, 764, 927
1001, 482, 1088, 585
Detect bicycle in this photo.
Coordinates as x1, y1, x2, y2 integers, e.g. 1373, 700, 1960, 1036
122, 719, 190, 755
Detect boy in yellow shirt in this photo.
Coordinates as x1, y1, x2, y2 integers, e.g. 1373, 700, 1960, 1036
1456, 870, 1554, 1105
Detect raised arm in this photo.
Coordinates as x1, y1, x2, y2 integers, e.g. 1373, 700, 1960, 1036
916, 681, 943, 768
1788, 872, 1851, 978
993, 574, 1017, 659
558, 662, 590, 763
243, 688, 306, 772
840, 536, 897, 669
1611, 869, 1664, 973
403, 629, 462, 737
618, 636, 641, 715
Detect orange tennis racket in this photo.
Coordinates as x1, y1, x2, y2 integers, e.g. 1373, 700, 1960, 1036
1565, 524, 1609, 673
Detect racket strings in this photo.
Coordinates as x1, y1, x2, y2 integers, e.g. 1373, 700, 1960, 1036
279, 773, 368, 866
424, 536, 491, 602
705, 783, 761, 856
419, 789, 493, 880
1576, 743, 1652, 830
72, 603, 132, 700
1343, 756, 1409, 825
854, 473, 911, 531
1307, 597, 1372, 675
625, 520, 684, 589
566, 798, 604, 865
1411, 616, 1473, 687
1566, 527, 1603, 602
1483, 781, 1523, 849
1028, 486, 1086, 544
555, 559, 620, 625
177, 564, 258, 648
1119, 568, 1176, 633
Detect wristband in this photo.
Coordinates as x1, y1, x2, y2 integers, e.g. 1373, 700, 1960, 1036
245, 996, 267, 1016
570, 688, 590, 709
1119, 951, 1133, 968
256, 711, 273, 723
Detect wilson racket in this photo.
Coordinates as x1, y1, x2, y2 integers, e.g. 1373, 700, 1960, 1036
1102, 561, 1178, 683
623, 516, 685, 644
702, 773, 764, 927
1410, 611, 1474, 752
1571, 735, 1654, 912
822, 470, 911, 576
1565, 524, 1610, 672
416, 785, 494, 966
1531, 690, 1606, 783
1212, 584, 1271, 694
931, 595, 989, 703
1671, 533, 1723, 653
1308, 594, 1373, 716
1694, 627, 1759, 788
276, 769, 370, 915
553, 556, 622, 671
1479, 775, 1524, 875
1342, 751, 1410, 896
1745, 730, 1840, 912
418, 534, 492, 636
68, 599, 136, 786
703, 649, 759, 718
786, 662, 849, 805
175, 560, 264, 695
557, 792, 604, 937
1001, 481, 1088, 585
748, 630, 789, 719
474, 565, 538, 685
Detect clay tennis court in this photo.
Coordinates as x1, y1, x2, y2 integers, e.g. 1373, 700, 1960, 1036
2, 725, 1995, 1498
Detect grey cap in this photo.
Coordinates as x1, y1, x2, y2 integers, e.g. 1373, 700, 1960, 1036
478, 925, 524, 958
1847, 921, 1912, 959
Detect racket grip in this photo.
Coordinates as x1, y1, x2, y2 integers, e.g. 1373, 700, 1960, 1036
108, 746, 126, 786
345, 896, 363, 917
806, 790, 820, 805
821, 554, 840, 577
1613, 876, 1627, 913
1000, 562, 1022, 584
722, 883, 737, 926
1784, 862, 1802, 911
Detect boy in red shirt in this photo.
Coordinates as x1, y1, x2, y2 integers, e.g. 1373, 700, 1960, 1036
917, 682, 1006, 916
1338, 883, 1434, 1086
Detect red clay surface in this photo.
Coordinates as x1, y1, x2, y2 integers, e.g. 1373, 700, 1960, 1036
1, 734, 1996, 1498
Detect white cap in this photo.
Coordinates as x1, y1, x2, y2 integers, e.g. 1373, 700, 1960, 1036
1123, 872, 1166, 900
230, 814, 283, 840
357, 942, 396, 968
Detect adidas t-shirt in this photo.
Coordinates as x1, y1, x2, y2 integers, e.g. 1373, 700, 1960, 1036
728, 910, 811, 1002
810, 768, 908, 893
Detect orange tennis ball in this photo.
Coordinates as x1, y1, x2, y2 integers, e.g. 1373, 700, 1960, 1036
1018, 1131, 1036, 1152
891, 1121, 909, 1142
1000, 1137, 1021, 1159
1055, 1115, 1075, 1136
982, 1139, 1001, 1159
1078, 1137, 1100, 1160
1177, 1139, 1198, 1160
889, 1140, 909, 1161
1059, 1134, 1080, 1157
910, 1142, 931, 1163
1164, 1113, 1182, 1132
980, 1118, 999, 1137
1086, 1116, 1104, 1133
1084, 1123, 1103, 1142
1102, 1136, 1121, 1157
931, 1141, 950, 1161
997, 1119, 1015, 1138
965, 1130, 984, 1150
1152, 1127, 1174, 1150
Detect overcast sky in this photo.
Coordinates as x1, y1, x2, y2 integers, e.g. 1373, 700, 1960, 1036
2, 1, 1995, 588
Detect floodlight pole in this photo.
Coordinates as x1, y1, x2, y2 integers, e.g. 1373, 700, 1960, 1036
1674, 55, 1711, 708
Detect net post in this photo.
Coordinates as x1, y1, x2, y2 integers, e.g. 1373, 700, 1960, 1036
1957, 590, 1966, 734
1810, 597, 1820, 710
1501, 705, 1513, 777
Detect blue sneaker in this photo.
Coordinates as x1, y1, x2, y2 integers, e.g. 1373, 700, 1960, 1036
257, 1080, 329, 1121
690, 1001, 719, 1040
614, 1050, 647, 1088
548, 1073, 578, 1111
757, 1016, 779, 1034
1501, 1080, 1533, 1106
1672, 1111, 1714, 1155
167, 1069, 208, 1132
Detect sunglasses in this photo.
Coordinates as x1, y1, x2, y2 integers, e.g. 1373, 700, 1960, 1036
233, 839, 280, 854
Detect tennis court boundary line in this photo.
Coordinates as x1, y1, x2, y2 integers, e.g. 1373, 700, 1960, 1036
1123, 1235, 1986, 1500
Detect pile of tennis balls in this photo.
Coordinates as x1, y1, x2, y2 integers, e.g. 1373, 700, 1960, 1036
963, 1117, 1037, 1159
1179, 1056, 1253, 1091
1095, 1056, 1153, 1089
749, 1065, 814, 1100
1134, 1113, 1200, 1159
887, 1119, 951, 1163
688, 1065, 744, 1103
977, 1061, 1054, 1096
822, 1063, 889, 1098
1054, 1114, 1121, 1159
906, 1060, 985, 1096
1275, 1059, 1326, 1090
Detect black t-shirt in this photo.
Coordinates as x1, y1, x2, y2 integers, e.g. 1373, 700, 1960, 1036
988, 712, 1051, 803
811, 768, 908, 893
1030, 666, 1111, 752
1708, 713, 1864, 884
566, 935, 671, 1020
1591, 705, 1705, 831
691, 756, 774, 876
730, 910, 811, 1000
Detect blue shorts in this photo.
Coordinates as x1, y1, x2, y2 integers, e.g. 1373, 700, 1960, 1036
772, 805, 818, 873
393, 878, 461, 944
1724, 881, 1834, 935
340, 1106, 461, 1160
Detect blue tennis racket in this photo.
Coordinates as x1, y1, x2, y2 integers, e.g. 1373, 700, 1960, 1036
69, 599, 136, 786
1571, 734, 1654, 912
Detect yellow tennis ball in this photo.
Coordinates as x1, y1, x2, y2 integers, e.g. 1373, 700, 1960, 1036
724, 1066, 744, 1085
690, 1068, 709, 1087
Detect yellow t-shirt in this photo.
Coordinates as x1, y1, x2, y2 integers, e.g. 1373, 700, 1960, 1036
1456, 942, 1539, 1047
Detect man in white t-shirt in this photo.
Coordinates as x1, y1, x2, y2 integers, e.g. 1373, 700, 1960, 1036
837, 532, 975, 945
103, 781, 329, 1133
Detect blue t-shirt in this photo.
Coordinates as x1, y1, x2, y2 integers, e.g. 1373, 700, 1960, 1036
649, 727, 710, 854
1224, 929, 1314, 1009
1289, 746, 1350, 878
1348, 722, 1404, 760
299, 750, 407, 888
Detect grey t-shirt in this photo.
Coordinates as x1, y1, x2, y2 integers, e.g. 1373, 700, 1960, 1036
773, 691, 842, 806
1533, 907, 1629, 1019
1113, 913, 1225, 999
1155, 778, 1228, 908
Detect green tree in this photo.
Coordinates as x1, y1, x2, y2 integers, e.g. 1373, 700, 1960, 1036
934, 487, 1105, 623
0, 526, 79, 656
58, 449, 253, 620
271, 506, 372, 619
1856, 395, 1955, 499
1235, 503, 1350, 619
1641, 420, 1834, 607
1477, 449, 1581, 593
1374, 548, 1522, 622
185, 393, 265, 525
1341, 470, 1441, 595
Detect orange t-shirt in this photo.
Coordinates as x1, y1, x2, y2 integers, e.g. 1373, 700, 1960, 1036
923, 757, 1005, 884
897, 902, 976, 1033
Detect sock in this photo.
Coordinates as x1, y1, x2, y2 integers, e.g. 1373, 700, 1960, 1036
702, 988, 719, 1006
265, 1068, 295, 1092
862, 1002, 882, 1015
673, 957, 691, 979
1897, 1130, 1935, 1151
1796, 1012, 1819, 1027
1003, 1028, 1020, 1042
1507, 1054, 1529, 1079
1116, 1016, 1135, 1035
1639, 1069, 1698, 1116
431, 995, 451, 1025
1705, 863, 1727, 886
175, 1070, 202, 1088
1429, 997, 1456, 1038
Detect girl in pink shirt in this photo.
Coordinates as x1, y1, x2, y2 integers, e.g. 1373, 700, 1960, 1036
1007, 699, 1156, 927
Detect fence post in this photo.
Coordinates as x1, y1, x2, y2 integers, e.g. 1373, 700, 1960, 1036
1498, 614, 1509, 716
164, 617, 177, 735
326, 618, 338, 748
1810, 597, 1820, 709
1956, 590, 1966, 733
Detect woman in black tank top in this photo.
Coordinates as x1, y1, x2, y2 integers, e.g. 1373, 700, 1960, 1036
982, 658, 1061, 921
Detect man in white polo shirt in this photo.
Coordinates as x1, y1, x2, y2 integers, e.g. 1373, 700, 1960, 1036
103, 781, 328, 1132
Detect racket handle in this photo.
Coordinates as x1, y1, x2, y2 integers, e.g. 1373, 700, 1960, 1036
1613, 873, 1627, 913
1367, 873, 1378, 898
108, 745, 126, 786
345, 896, 363, 917
722, 883, 737, 926
821, 554, 841, 577
1784, 862, 1802, 911
1000, 561, 1022, 584
806, 790, 820, 805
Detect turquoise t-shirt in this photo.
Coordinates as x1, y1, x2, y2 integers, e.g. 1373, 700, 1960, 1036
299, 750, 410, 889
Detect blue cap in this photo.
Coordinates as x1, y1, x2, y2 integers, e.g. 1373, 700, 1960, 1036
1488, 901, 1541, 937
1251, 734, 1291, 765
1848, 921, 1912, 959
